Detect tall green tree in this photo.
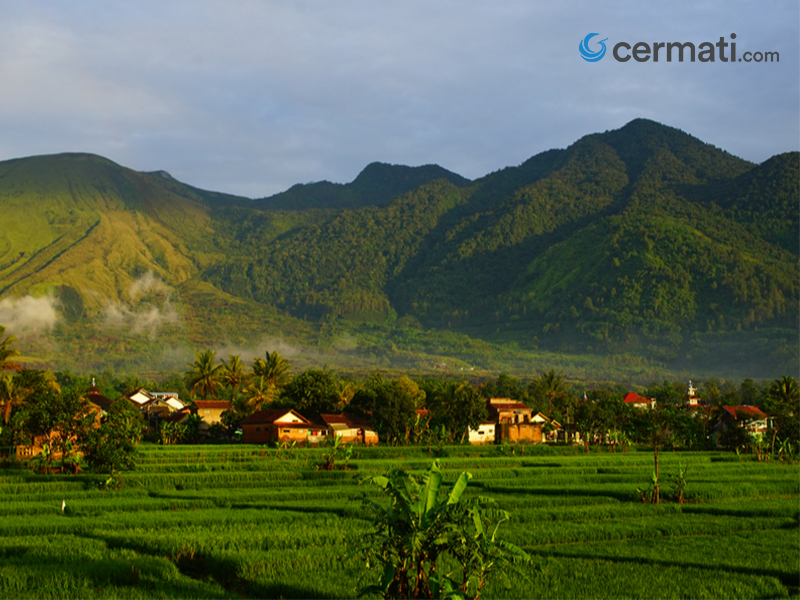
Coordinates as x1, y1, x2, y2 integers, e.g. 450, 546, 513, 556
428, 381, 487, 444
19, 387, 94, 471
252, 350, 292, 390
765, 375, 799, 455
221, 354, 246, 399
531, 368, 566, 415
185, 350, 222, 400
80, 398, 144, 477
0, 325, 20, 372
283, 369, 340, 414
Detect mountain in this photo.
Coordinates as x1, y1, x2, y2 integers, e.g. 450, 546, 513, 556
0, 120, 796, 379
253, 162, 470, 210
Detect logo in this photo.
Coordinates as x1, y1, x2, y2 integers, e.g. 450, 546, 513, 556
579, 33, 608, 62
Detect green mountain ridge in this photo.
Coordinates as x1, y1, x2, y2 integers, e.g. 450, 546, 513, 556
0, 119, 797, 380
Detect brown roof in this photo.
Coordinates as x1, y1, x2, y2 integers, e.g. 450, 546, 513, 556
319, 412, 374, 430
194, 400, 232, 410
240, 409, 310, 426
87, 391, 113, 411
489, 401, 530, 411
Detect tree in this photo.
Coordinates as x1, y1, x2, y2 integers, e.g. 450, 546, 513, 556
220, 354, 246, 400
531, 369, 566, 415
427, 381, 487, 444
0, 369, 60, 429
765, 375, 800, 456
185, 350, 222, 400
573, 397, 611, 453
360, 460, 529, 599
80, 399, 144, 477
18, 387, 94, 472
243, 375, 278, 412
283, 369, 340, 413
633, 402, 679, 503
0, 325, 21, 372
252, 350, 292, 391
350, 376, 417, 445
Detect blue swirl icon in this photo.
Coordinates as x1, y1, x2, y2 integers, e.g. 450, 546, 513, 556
579, 33, 608, 62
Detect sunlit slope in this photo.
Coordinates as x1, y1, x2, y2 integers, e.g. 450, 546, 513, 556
0, 153, 215, 310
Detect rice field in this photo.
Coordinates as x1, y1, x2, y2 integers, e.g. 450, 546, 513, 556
0, 445, 797, 599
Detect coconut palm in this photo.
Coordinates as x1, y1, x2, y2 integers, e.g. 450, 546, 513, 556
0, 369, 60, 425
221, 354, 246, 400
768, 376, 799, 408
251, 350, 292, 391
243, 375, 278, 412
185, 350, 222, 400
0, 326, 21, 372
533, 368, 566, 415
0, 373, 21, 424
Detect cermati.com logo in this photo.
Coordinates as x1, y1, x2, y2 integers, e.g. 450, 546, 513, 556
579, 33, 608, 62
579, 33, 779, 63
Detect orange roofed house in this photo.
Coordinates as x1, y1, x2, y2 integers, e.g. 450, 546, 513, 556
488, 398, 545, 443
240, 409, 326, 444
193, 400, 232, 426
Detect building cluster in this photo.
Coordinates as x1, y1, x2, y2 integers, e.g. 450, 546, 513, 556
17, 379, 772, 461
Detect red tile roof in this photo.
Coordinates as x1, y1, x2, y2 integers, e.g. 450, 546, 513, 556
624, 392, 652, 404
722, 405, 767, 420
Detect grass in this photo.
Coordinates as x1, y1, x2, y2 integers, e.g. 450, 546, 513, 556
0, 446, 797, 598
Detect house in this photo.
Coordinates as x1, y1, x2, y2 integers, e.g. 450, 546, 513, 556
468, 422, 496, 445
86, 379, 113, 413
487, 398, 545, 443
193, 400, 232, 426
531, 412, 562, 442
319, 413, 379, 445
125, 389, 185, 411
624, 392, 656, 410
714, 405, 769, 444
240, 409, 320, 444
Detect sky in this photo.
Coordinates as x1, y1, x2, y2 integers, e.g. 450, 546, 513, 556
1, 1, 797, 198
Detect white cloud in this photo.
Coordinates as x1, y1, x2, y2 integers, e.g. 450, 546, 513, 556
0, 1, 796, 197
0, 295, 60, 336
102, 272, 179, 338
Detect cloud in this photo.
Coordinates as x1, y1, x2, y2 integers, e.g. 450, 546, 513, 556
0, 295, 60, 336
0, 2, 795, 198
102, 272, 179, 338
129, 271, 171, 299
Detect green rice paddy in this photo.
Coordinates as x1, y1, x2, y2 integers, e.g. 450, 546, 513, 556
1, 445, 797, 599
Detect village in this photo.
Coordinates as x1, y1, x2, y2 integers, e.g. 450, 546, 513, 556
13, 374, 775, 464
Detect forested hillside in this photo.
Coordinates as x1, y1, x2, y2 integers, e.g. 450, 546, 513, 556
0, 119, 796, 379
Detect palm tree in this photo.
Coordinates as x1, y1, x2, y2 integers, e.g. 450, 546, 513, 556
251, 350, 292, 391
534, 368, 566, 415
769, 376, 799, 407
0, 373, 21, 424
221, 354, 246, 400
0, 326, 20, 372
243, 375, 278, 412
185, 350, 222, 400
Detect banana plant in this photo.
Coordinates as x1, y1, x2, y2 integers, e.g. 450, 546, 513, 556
360, 460, 529, 599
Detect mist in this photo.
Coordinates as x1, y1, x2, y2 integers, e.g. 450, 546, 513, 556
0, 295, 60, 336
